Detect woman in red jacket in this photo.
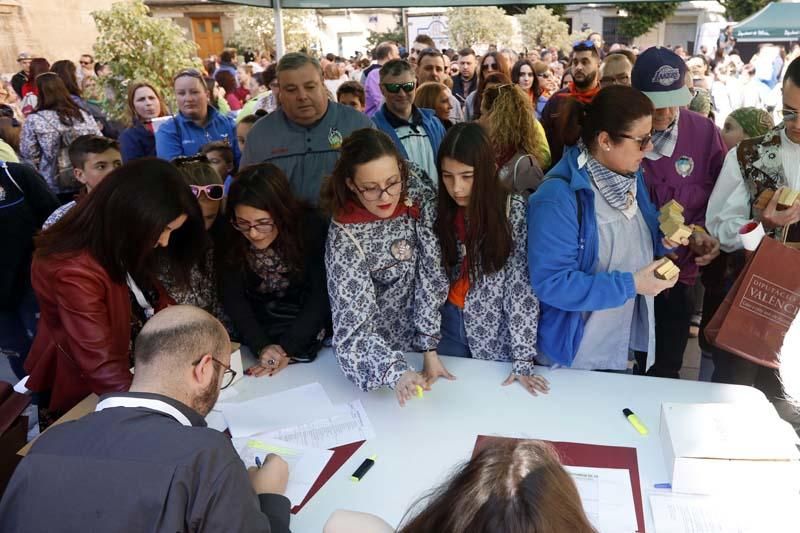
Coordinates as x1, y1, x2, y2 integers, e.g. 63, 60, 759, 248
25, 158, 206, 423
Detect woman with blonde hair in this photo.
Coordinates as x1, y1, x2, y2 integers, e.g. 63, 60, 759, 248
324, 439, 598, 533
414, 81, 453, 130
482, 83, 551, 194
118, 81, 169, 162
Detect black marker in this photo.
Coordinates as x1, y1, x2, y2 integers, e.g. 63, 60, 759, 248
350, 455, 377, 482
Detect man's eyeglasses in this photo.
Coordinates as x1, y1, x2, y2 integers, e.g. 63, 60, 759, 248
600, 74, 631, 86
79, 61, 92, 66
231, 219, 276, 234
781, 109, 798, 122
190, 184, 225, 201
618, 132, 654, 151
353, 180, 402, 201
382, 82, 415, 94
192, 356, 236, 390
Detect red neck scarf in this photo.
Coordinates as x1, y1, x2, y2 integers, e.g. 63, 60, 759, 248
335, 199, 419, 225
566, 82, 600, 104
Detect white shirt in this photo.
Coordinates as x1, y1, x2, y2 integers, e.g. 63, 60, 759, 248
706, 129, 800, 252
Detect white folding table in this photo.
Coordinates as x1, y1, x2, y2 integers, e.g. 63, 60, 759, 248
228, 348, 769, 532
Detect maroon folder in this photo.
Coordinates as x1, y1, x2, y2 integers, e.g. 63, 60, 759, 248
474, 435, 645, 533
291, 440, 365, 514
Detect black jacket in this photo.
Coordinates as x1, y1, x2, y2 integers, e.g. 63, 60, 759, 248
451, 73, 477, 102
0, 162, 59, 311
10, 71, 27, 98
222, 208, 330, 358
0, 392, 291, 533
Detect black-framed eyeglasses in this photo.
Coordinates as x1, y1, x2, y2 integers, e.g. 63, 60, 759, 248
353, 180, 403, 201
382, 81, 415, 94
781, 109, 798, 122
231, 218, 276, 234
192, 356, 236, 389
617, 132, 654, 151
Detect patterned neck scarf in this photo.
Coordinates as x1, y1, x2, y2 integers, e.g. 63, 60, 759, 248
582, 143, 637, 213
647, 110, 680, 160
246, 246, 290, 296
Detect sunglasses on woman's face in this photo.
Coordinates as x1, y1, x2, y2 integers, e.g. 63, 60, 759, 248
382, 81, 416, 94
190, 184, 225, 201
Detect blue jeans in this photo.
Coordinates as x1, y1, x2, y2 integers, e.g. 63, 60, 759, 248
0, 287, 39, 379
437, 301, 472, 358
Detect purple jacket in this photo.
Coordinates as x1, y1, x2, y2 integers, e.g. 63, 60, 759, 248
364, 68, 383, 117
642, 108, 726, 286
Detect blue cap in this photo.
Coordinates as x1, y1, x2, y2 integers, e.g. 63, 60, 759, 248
631, 47, 692, 109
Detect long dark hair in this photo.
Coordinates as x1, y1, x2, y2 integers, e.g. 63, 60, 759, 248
435, 123, 512, 281
35, 158, 207, 287
321, 128, 408, 217
28, 59, 51, 83
50, 60, 82, 98
398, 439, 598, 533
35, 73, 84, 126
226, 163, 308, 274
512, 58, 541, 100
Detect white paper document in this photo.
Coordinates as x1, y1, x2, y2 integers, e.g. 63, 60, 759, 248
221, 382, 334, 437
263, 400, 376, 450
650, 492, 799, 533
232, 437, 333, 507
205, 410, 228, 432
565, 466, 638, 533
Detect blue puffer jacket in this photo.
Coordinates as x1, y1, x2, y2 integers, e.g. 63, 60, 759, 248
527, 145, 668, 366
155, 106, 240, 167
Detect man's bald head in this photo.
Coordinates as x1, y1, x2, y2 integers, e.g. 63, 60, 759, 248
134, 306, 230, 371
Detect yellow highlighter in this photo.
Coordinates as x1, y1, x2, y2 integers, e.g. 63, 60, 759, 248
415, 385, 424, 398
623, 408, 649, 436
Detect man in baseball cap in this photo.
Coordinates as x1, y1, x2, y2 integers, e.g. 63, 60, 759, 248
11, 52, 32, 98
631, 46, 725, 379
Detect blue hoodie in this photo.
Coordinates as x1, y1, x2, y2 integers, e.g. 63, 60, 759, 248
527, 145, 668, 366
155, 106, 240, 167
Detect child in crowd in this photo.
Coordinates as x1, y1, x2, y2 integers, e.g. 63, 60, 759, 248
43, 135, 121, 228
336, 81, 366, 113
200, 140, 235, 193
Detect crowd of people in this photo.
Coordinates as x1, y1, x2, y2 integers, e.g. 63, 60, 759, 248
2, 30, 800, 531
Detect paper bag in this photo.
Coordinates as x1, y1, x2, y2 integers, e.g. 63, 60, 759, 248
705, 237, 800, 368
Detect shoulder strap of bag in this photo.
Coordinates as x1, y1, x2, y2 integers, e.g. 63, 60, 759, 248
126, 274, 155, 319
332, 220, 366, 259
0, 161, 23, 194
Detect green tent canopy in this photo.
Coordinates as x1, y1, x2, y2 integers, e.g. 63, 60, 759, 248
733, 2, 800, 42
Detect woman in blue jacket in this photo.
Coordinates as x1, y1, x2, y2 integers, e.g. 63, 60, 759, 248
155, 69, 241, 167
118, 82, 169, 163
527, 85, 681, 372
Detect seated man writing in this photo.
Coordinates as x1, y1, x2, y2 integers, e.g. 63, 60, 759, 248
0, 305, 291, 533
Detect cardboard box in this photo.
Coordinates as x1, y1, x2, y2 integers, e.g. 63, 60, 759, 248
660, 402, 800, 496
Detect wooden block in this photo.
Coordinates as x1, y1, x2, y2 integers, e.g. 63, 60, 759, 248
659, 211, 685, 225
778, 188, 800, 208
661, 219, 693, 243
754, 189, 775, 211
655, 258, 680, 280
661, 199, 684, 215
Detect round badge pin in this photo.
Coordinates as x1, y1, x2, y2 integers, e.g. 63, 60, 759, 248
390, 238, 414, 261
675, 156, 694, 178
